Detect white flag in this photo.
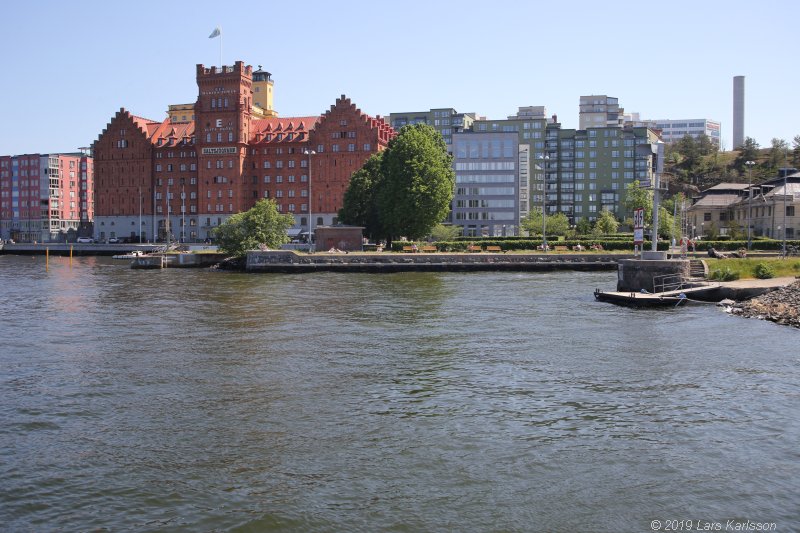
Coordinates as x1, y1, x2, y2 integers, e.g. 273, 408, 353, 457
209, 27, 221, 39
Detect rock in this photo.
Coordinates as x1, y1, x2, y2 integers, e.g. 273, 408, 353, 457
736, 281, 800, 328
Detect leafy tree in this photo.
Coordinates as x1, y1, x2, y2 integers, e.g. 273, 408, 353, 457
596, 209, 619, 234
429, 223, 461, 241
545, 212, 570, 236
768, 138, 789, 169
377, 124, 455, 243
735, 137, 760, 171
696, 134, 716, 156
575, 218, 593, 236
792, 135, 800, 167
213, 199, 295, 257
623, 181, 653, 226
521, 207, 545, 236
339, 152, 384, 239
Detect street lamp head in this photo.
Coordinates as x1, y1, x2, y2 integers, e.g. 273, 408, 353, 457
304, 149, 316, 155
745, 160, 755, 167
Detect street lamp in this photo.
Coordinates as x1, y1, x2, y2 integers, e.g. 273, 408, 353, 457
745, 160, 755, 250
303, 149, 316, 252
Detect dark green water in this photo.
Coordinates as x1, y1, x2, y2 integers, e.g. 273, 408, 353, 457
1, 255, 798, 532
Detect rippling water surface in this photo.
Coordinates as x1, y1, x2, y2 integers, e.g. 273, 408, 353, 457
1, 255, 798, 532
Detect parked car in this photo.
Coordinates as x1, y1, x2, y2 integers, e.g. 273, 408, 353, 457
108, 237, 120, 244
76, 237, 94, 243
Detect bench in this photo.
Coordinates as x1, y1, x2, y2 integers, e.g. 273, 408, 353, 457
421, 246, 437, 253
485, 245, 503, 253
402, 246, 415, 253
467, 245, 482, 253
553, 245, 568, 252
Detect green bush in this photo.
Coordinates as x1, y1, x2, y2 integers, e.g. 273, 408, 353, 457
710, 267, 740, 281
753, 262, 776, 279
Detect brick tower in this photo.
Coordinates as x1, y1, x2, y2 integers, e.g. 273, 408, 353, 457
194, 61, 253, 229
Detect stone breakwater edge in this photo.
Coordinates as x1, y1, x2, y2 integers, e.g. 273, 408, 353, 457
729, 280, 800, 329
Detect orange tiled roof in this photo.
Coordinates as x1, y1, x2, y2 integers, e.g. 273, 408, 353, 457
249, 116, 320, 143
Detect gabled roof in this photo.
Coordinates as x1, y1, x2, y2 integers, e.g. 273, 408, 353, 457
249, 116, 320, 143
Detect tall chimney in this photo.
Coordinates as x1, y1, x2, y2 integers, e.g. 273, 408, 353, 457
733, 76, 745, 149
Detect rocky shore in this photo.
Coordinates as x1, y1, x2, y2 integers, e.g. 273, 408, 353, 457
730, 280, 800, 328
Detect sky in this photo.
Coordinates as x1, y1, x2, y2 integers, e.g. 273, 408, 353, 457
1, 0, 798, 155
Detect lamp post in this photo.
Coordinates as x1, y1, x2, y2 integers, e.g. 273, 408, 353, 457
138, 187, 143, 243
745, 160, 755, 250
303, 149, 316, 252
783, 173, 788, 257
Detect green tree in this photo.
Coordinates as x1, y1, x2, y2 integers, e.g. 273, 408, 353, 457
545, 212, 570, 236
596, 209, 619, 234
377, 124, 455, 242
213, 199, 295, 257
792, 135, 800, 167
521, 207, 545, 236
623, 181, 653, 225
339, 152, 384, 240
768, 138, 789, 169
575, 218, 593, 236
735, 137, 760, 171
429, 223, 461, 241
696, 134, 716, 156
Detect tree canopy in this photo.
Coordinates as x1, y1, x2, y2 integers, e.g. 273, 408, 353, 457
339, 152, 384, 239
213, 199, 295, 257
376, 124, 455, 241
595, 209, 619, 234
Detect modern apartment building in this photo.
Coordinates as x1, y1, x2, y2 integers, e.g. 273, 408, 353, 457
93, 61, 394, 242
0, 152, 93, 242
387, 108, 478, 151
451, 132, 521, 237
579, 95, 625, 129
626, 114, 721, 146
469, 112, 661, 225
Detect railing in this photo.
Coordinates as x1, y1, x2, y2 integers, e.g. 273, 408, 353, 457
652, 274, 687, 293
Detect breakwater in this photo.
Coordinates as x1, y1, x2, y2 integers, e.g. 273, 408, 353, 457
246, 250, 629, 273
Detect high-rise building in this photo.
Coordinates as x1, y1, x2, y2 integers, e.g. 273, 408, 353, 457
733, 75, 745, 149
93, 61, 394, 243
387, 108, 478, 151
452, 131, 521, 237
0, 152, 93, 242
579, 95, 624, 129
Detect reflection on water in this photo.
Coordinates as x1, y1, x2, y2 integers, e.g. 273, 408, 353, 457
1, 256, 798, 532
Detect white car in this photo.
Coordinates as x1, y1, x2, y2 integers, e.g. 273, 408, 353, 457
108, 237, 120, 244
76, 237, 94, 243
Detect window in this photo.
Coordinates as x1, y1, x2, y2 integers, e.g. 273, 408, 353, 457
704, 212, 712, 221
787, 206, 795, 217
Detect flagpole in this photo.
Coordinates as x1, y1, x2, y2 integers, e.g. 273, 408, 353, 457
219, 27, 222, 67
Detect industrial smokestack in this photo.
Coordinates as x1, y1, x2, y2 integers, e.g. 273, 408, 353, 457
733, 76, 745, 149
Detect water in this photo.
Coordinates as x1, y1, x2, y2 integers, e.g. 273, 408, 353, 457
1, 255, 798, 532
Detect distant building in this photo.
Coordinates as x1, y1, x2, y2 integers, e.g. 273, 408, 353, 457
625, 115, 721, 146
471, 112, 661, 225
687, 175, 800, 239
452, 131, 521, 237
579, 95, 624, 129
387, 108, 478, 150
93, 61, 394, 243
0, 152, 93, 242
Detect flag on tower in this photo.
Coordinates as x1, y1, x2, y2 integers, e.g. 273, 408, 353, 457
209, 27, 221, 39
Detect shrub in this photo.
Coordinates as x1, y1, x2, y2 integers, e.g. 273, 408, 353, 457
710, 267, 739, 281
753, 262, 776, 279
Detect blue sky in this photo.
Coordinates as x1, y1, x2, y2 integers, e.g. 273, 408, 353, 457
1, 0, 797, 155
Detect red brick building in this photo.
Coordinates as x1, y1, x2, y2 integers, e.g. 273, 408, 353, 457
0, 152, 93, 242
92, 61, 394, 242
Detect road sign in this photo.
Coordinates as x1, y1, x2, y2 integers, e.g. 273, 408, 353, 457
633, 208, 644, 245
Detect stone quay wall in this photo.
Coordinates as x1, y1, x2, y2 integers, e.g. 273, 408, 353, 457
246, 251, 629, 273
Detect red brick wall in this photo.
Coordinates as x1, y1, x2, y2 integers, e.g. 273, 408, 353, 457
92, 110, 154, 217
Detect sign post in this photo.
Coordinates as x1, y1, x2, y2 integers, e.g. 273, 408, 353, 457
633, 207, 644, 257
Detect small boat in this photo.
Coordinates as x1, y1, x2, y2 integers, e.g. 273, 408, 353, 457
113, 250, 147, 260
